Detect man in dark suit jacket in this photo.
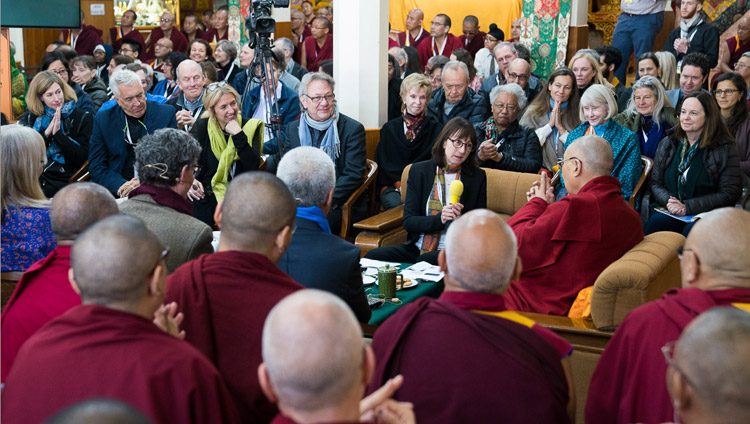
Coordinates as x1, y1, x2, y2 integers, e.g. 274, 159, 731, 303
89, 69, 177, 197
276, 37, 308, 82
663, 2, 719, 69
276, 147, 371, 322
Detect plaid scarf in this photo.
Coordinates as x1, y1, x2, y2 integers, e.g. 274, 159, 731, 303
403, 110, 425, 142
420, 166, 460, 254
677, 138, 700, 200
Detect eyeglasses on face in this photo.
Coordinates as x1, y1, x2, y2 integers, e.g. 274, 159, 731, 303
556, 156, 579, 168
160, 18, 173, 23
507, 72, 530, 81
493, 102, 518, 113
661, 341, 698, 389
714, 89, 740, 96
305, 93, 335, 104
447, 137, 473, 151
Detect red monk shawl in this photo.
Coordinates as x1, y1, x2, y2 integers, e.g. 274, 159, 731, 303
144, 28, 188, 61
1, 305, 239, 424
586, 287, 750, 424
304, 34, 333, 72
166, 251, 303, 424
110, 26, 146, 60
368, 297, 570, 423
458, 31, 486, 58
1, 246, 80, 383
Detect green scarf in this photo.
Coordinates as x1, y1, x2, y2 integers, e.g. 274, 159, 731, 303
208, 117, 264, 202
420, 166, 460, 254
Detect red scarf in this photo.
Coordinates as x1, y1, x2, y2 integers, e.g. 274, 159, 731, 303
402, 111, 425, 142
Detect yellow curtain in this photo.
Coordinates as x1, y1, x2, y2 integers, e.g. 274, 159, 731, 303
389, 0, 523, 40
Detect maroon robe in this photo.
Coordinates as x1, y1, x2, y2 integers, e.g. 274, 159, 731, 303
726, 35, 750, 68
183, 28, 205, 43
272, 417, 368, 424
368, 296, 570, 423
1, 246, 80, 383
397, 28, 429, 48
62, 25, 104, 56
504, 176, 644, 315
586, 287, 750, 424
293, 32, 306, 64
109, 26, 146, 60
303, 34, 333, 72
459, 31, 486, 58
144, 28, 188, 61
416, 33, 463, 71
202, 28, 229, 43
1, 305, 240, 424
166, 251, 303, 423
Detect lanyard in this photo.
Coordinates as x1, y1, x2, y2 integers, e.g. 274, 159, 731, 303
432, 36, 447, 57
223, 63, 235, 82
124, 118, 148, 145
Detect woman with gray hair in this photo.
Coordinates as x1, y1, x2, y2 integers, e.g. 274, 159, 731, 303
613, 76, 677, 159
120, 128, 213, 273
476, 83, 542, 173
215, 40, 240, 85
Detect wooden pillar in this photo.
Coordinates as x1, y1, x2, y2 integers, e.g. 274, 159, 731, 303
567, 0, 589, 63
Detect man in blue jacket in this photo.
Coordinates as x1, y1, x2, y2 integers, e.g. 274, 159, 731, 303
89, 69, 177, 197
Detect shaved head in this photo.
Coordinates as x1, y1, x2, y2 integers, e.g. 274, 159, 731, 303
71, 215, 163, 306
672, 307, 750, 423
175, 59, 201, 80
220, 172, 296, 250
566, 135, 614, 176
444, 209, 518, 293
262, 290, 363, 412
44, 399, 152, 424
51, 183, 119, 243
409, 8, 424, 20
684, 208, 750, 288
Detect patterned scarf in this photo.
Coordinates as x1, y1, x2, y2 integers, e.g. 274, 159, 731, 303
208, 117, 265, 202
677, 138, 700, 200
33, 100, 79, 164
298, 105, 340, 162
403, 110, 425, 142
420, 166, 460, 254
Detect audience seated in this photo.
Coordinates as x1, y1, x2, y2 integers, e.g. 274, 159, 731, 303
214, 40, 240, 85
376, 74, 442, 210
70, 56, 108, 111
60, 11, 104, 57
40, 52, 95, 114
18, 71, 92, 197
92, 44, 111, 85
476, 84, 542, 173
188, 38, 214, 64
168, 60, 206, 131
667, 52, 711, 112
505, 136, 644, 315
260, 290, 414, 424
110, 9, 145, 58
369, 209, 573, 422
663, 0, 719, 69
558, 84, 642, 201
289, 10, 308, 64
734, 52, 750, 99
712, 73, 750, 176
426, 61, 478, 125
1, 182, 117, 383
398, 8, 429, 48
100, 63, 168, 111
200, 60, 218, 85
232, 42, 255, 97
276, 147, 370, 322
152, 51, 187, 99
277, 37, 308, 81
425, 55, 448, 90
637, 51, 661, 79
645, 92, 742, 235
388, 54, 404, 121
188, 83, 262, 226
417, 14, 462, 70
88, 69, 177, 197
473, 23, 504, 81
449, 48, 481, 92
667, 307, 750, 424
203, 6, 229, 43
118, 38, 142, 61
241, 49, 301, 155
119, 128, 213, 273
301, 16, 333, 72
655, 50, 681, 90
366, 118, 486, 265
150, 38, 173, 75
568, 50, 612, 95
457, 15, 485, 59
1, 126, 56, 271
271, 72, 367, 234
612, 75, 677, 159
1, 215, 240, 424
520, 67, 581, 171
597, 45, 631, 112
472, 57, 542, 124
717, 17, 750, 74
166, 172, 303, 423
143, 12, 188, 62
587, 208, 750, 424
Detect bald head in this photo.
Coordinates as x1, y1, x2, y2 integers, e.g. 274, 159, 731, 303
219, 172, 296, 250
684, 208, 750, 288
44, 399, 152, 424
51, 183, 119, 243
262, 290, 364, 413
175, 59, 201, 80
71, 215, 163, 306
563, 136, 613, 194
443, 209, 519, 293
672, 307, 750, 424
406, 8, 424, 31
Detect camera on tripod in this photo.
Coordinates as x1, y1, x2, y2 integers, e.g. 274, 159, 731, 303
245, 0, 289, 45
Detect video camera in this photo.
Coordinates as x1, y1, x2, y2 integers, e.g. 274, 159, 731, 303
245, 0, 289, 46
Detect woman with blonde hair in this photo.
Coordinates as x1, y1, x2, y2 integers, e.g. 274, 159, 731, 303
19, 70, 92, 197
188, 82, 263, 226
1, 125, 56, 271
655, 51, 679, 90
568, 50, 613, 94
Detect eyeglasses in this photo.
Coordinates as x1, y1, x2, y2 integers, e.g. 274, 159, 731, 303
430, 21, 445, 27
734, 62, 749, 70
120, 91, 145, 105
305, 93, 335, 104
447, 137, 473, 151
155, 43, 170, 48
119, 48, 134, 54
207, 81, 228, 91
149, 246, 171, 276
50, 68, 68, 77
714, 89, 740, 96
661, 341, 698, 390
493, 102, 519, 113
507, 72, 530, 81
483, 35, 499, 43
556, 156, 579, 168
676, 245, 700, 265
160, 18, 173, 23
443, 84, 466, 93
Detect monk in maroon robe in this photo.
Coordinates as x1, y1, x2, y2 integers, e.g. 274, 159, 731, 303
143, 12, 188, 62
109, 9, 145, 60
60, 12, 104, 57
369, 209, 574, 423
718, 17, 750, 74
203, 8, 229, 43
587, 207, 750, 424
1, 215, 239, 424
504, 136, 644, 315
417, 14, 463, 71
398, 8, 429, 48
259, 290, 415, 424
301, 16, 333, 72
457, 15, 485, 59
166, 172, 303, 423
1, 183, 118, 383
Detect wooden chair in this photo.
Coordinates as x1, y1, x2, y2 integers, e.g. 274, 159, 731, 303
629, 156, 654, 209
364, 128, 380, 161
2, 271, 24, 312
68, 160, 90, 183
340, 159, 378, 240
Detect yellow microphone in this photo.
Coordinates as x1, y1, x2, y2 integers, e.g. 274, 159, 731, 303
449, 180, 464, 205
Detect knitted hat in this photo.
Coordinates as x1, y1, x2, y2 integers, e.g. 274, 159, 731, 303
488, 24, 505, 41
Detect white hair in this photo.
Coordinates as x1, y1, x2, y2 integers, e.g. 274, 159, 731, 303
579, 84, 618, 121
277, 146, 336, 207
109, 69, 142, 99
299, 72, 335, 97
442, 60, 469, 82
490, 83, 528, 110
